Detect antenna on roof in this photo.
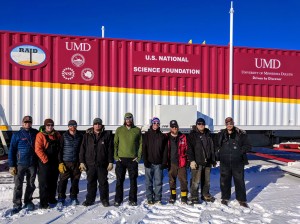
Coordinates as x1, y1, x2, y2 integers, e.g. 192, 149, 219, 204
101, 26, 105, 38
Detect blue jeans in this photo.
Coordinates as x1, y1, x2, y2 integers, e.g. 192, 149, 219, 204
145, 164, 163, 202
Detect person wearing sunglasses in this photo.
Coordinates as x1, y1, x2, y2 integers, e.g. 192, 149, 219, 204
114, 112, 142, 207
142, 117, 167, 205
217, 117, 251, 208
8, 116, 39, 214
164, 120, 188, 204
187, 118, 216, 204
57, 120, 83, 206
79, 118, 113, 207
35, 118, 61, 209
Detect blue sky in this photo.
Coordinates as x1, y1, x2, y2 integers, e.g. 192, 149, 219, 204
1, 0, 300, 50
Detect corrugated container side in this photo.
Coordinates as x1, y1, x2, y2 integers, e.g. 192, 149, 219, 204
1, 31, 300, 131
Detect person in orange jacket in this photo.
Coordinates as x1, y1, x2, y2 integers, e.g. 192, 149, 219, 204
35, 118, 61, 209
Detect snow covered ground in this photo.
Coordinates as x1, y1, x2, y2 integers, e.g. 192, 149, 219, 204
0, 156, 300, 224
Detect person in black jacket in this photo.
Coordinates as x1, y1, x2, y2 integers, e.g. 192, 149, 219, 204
187, 118, 216, 204
217, 117, 251, 208
57, 120, 83, 206
79, 118, 114, 207
143, 117, 167, 205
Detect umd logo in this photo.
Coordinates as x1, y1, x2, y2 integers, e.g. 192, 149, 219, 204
10, 44, 48, 69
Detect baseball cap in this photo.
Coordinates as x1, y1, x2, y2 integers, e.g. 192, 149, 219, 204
93, 118, 103, 125
196, 118, 206, 125
22, 115, 32, 123
124, 112, 133, 119
68, 120, 77, 126
170, 120, 178, 128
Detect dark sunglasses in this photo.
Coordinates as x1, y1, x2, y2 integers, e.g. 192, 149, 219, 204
24, 121, 32, 123
153, 122, 160, 125
197, 122, 205, 126
46, 124, 54, 127
171, 126, 178, 129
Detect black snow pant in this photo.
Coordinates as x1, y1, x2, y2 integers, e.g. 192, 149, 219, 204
13, 165, 37, 207
114, 158, 138, 203
220, 164, 247, 202
57, 162, 81, 200
85, 164, 109, 203
38, 159, 59, 206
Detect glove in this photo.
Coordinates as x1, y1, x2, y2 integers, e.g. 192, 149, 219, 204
190, 161, 197, 170
9, 167, 17, 176
107, 163, 113, 171
58, 163, 67, 173
79, 163, 87, 172
132, 157, 139, 163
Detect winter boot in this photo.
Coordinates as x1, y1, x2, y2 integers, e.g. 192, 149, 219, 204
202, 194, 215, 203
191, 197, 200, 205
11, 205, 22, 215
181, 191, 188, 204
168, 189, 176, 204
238, 201, 249, 208
221, 199, 229, 206
24, 202, 35, 211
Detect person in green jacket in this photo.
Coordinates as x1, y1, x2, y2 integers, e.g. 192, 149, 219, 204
113, 112, 142, 207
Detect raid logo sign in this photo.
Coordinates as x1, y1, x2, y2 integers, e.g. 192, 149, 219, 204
9, 44, 48, 69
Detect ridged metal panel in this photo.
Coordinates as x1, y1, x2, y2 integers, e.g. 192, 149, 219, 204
1, 31, 300, 131
233, 47, 300, 128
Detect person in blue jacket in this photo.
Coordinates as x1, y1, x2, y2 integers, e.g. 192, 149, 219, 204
8, 116, 39, 214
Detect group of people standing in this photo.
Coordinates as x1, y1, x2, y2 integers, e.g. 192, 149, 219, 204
8, 113, 251, 215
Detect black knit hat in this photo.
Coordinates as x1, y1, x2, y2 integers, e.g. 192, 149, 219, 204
68, 120, 77, 126
44, 118, 54, 126
196, 118, 206, 125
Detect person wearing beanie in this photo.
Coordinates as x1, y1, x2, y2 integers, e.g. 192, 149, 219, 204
217, 117, 251, 208
8, 115, 39, 214
35, 118, 61, 209
143, 117, 167, 205
164, 120, 189, 204
79, 118, 114, 207
113, 112, 142, 207
187, 118, 216, 204
57, 120, 83, 206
